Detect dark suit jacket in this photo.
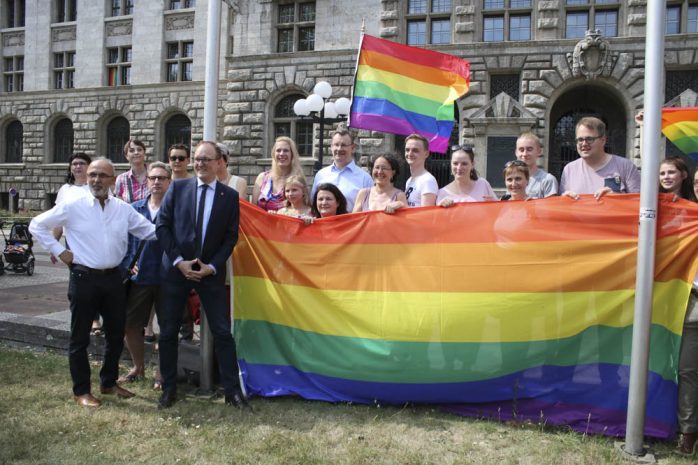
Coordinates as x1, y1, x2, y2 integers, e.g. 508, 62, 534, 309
156, 177, 239, 283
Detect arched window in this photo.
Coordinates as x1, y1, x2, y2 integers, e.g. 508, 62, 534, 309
273, 94, 312, 157
54, 118, 74, 163
6, 120, 23, 163
106, 116, 130, 163
163, 113, 191, 160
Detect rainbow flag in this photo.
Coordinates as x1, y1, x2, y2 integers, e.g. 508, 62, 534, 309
233, 196, 698, 438
348, 34, 470, 153
662, 107, 698, 161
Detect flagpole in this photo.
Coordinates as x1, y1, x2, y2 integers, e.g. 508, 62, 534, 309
621, 0, 665, 458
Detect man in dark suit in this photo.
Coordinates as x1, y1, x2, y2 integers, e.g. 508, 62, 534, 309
156, 141, 248, 409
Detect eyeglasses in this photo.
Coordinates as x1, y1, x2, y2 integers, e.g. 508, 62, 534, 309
147, 175, 170, 181
71, 161, 87, 167
505, 160, 527, 168
575, 136, 602, 145
451, 144, 474, 153
169, 156, 187, 162
194, 157, 220, 164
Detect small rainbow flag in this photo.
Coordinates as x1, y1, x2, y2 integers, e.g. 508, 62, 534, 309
348, 34, 470, 153
662, 107, 698, 161
233, 196, 698, 438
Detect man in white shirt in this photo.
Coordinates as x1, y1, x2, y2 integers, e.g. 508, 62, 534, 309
30, 158, 156, 408
404, 134, 438, 207
311, 128, 372, 212
514, 132, 558, 198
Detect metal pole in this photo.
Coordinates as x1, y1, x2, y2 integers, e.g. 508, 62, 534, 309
315, 107, 325, 174
623, 0, 665, 456
198, 0, 223, 394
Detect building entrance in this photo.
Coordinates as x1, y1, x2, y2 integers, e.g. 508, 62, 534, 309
548, 86, 627, 181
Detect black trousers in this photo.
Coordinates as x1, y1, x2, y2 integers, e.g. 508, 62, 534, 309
67, 266, 126, 396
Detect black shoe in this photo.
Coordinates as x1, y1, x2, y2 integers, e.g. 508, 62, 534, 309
158, 390, 177, 409
225, 389, 252, 411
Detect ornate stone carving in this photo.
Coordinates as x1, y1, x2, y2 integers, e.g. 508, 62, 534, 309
567, 29, 611, 80
165, 13, 195, 31
51, 26, 76, 42
2, 31, 25, 47
106, 20, 132, 37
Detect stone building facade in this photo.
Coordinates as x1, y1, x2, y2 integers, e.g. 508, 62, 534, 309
2, 0, 698, 210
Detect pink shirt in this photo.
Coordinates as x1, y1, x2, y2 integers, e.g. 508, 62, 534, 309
559, 155, 641, 195
436, 178, 498, 204
114, 169, 149, 203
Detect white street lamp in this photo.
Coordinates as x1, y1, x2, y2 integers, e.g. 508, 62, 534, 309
293, 80, 351, 173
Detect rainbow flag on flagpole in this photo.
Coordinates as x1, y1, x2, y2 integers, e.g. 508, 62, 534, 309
233, 196, 698, 438
661, 107, 698, 161
348, 34, 470, 153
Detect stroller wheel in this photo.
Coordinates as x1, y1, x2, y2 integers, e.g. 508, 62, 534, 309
26, 260, 34, 276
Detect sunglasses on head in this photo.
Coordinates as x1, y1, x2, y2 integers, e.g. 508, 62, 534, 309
450, 144, 474, 153
505, 160, 527, 168
169, 155, 187, 162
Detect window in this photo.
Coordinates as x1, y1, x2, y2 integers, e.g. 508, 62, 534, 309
565, 0, 618, 39
483, 0, 531, 42
107, 46, 131, 86
106, 117, 129, 163
274, 94, 313, 157
666, 3, 698, 33
54, 51, 75, 89
110, 0, 133, 16
666, 5, 681, 33
165, 41, 193, 82
406, 0, 451, 45
5, 120, 23, 163
690, 6, 698, 32
164, 114, 191, 160
565, 11, 588, 38
3, 56, 23, 92
277, 2, 315, 52
54, 0, 76, 22
168, 0, 195, 9
4, 0, 25, 28
53, 118, 74, 163
486, 136, 518, 188
594, 10, 617, 36
490, 73, 520, 100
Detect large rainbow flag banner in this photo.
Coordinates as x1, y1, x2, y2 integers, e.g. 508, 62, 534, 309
233, 195, 698, 438
348, 34, 470, 153
662, 107, 698, 161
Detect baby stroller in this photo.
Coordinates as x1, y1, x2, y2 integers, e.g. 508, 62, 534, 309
0, 221, 35, 276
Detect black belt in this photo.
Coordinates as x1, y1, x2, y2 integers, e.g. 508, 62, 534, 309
71, 264, 120, 275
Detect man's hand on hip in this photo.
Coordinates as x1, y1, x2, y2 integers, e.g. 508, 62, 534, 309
58, 250, 73, 266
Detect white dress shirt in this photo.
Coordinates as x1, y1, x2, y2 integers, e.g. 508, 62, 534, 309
30, 193, 156, 270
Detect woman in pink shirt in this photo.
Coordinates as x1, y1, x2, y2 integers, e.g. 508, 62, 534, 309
437, 146, 497, 206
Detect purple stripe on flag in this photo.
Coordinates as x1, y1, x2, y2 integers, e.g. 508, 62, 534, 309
350, 112, 450, 153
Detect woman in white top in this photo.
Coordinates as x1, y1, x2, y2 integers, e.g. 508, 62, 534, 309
437, 146, 497, 207
55, 152, 92, 206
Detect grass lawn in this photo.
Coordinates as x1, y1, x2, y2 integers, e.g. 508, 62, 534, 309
0, 344, 691, 465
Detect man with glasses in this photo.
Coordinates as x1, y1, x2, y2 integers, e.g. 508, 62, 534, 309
311, 128, 372, 212
560, 116, 640, 200
514, 132, 558, 198
156, 141, 248, 410
168, 144, 191, 180
29, 159, 156, 408
119, 162, 171, 386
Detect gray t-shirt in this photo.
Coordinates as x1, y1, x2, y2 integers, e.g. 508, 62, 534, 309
559, 155, 641, 195
526, 169, 558, 199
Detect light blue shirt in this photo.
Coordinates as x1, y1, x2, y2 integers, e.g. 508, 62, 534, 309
311, 160, 373, 212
